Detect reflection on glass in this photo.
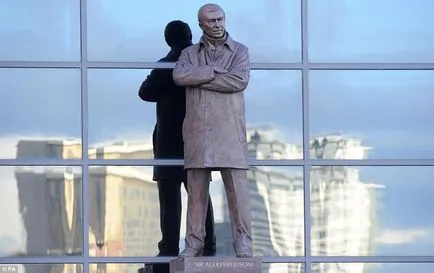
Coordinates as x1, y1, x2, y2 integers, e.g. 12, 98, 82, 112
88, 69, 302, 160
88, 166, 160, 256
87, 166, 222, 257
0, 264, 82, 273
0, 68, 82, 159
90, 264, 143, 273
0, 166, 82, 257
87, 69, 155, 158
246, 71, 302, 159
312, 263, 434, 273
308, 0, 434, 62
261, 263, 305, 273
0, 0, 80, 61
309, 70, 434, 159
215, 166, 304, 257
86, 0, 301, 62
311, 166, 434, 256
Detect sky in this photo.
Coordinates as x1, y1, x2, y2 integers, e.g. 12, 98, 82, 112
1, 0, 434, 272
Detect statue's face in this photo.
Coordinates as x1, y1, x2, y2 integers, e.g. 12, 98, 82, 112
199, 8, 225, 39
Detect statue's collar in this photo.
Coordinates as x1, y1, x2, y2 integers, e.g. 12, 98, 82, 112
199, 32, 235, 52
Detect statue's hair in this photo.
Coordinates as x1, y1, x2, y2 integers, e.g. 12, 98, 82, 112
198, 3, 225, 23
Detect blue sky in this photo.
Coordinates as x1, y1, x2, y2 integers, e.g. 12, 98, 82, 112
309, 0, 434, 62
1, 0, 434, 272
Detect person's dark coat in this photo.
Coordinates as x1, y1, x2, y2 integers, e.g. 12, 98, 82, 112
139, 42, 192, 181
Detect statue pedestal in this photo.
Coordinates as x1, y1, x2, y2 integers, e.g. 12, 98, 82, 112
169, 257, 262, 273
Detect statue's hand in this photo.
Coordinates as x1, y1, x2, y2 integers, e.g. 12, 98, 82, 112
213, 66, 228, 74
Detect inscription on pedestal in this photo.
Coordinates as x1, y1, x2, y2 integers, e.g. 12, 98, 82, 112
170, 257, 262, 273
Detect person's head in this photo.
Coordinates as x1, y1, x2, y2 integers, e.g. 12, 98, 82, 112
164, 20, 192, 47
198, 3, 225, 39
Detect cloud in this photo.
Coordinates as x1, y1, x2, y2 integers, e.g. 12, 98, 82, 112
375, 228, 429, 245
0, 136, 18, 159
90, 129, 153, 147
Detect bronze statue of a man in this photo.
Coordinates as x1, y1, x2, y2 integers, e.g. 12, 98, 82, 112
173, 3, 252, 258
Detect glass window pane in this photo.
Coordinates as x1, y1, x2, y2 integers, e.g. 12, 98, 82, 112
216, 167, 304, 257
90, 264, 143, 273
87, 69, 155, 159
311, 166, 434, 256
247, 71, 303, 160
87, 0, 301, 62
88, 69, 302, 160
309, 70, 434, 160
0, 166, 82, 257
262, 263, 305, 273
89, 166, 159, 256
0, 0, 81, 61
308, 0, 434, 63
312, 263, 434, 273
0, 68, 82, 159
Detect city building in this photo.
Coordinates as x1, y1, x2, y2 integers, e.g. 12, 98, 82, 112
217, 127, 384, 273
14, 140, 159, 273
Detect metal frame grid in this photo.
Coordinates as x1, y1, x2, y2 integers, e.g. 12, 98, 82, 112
1, 0, 434, 272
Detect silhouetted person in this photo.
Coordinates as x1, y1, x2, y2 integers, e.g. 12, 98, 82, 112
138, 20, 216, 272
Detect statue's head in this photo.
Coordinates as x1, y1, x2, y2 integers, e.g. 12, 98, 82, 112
164, 20, 192, 47
198, 3, 226, 39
